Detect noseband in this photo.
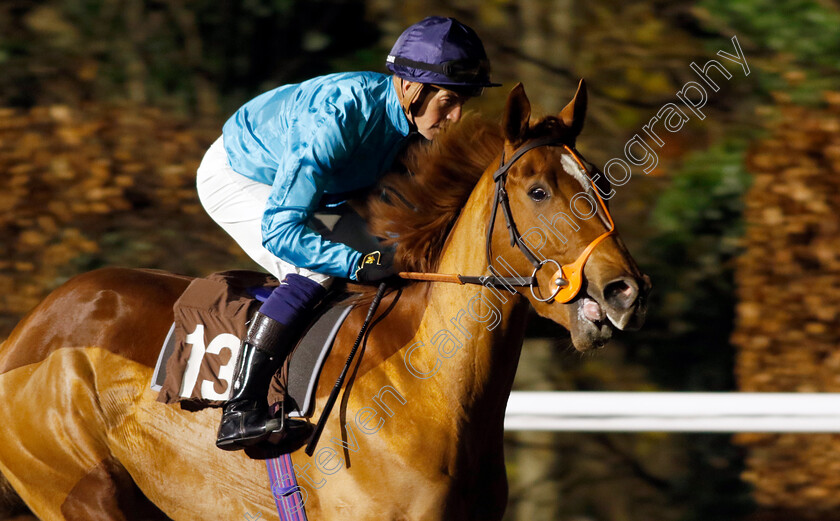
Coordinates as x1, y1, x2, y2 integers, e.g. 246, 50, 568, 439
399, 136, 616, 304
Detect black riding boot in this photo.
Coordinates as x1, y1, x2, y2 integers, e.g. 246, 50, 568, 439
216, 312, 300, 450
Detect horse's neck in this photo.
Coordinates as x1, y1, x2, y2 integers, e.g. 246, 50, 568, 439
399, 172, 529, 423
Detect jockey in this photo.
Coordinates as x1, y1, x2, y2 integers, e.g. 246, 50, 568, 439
196, 16, 500, 451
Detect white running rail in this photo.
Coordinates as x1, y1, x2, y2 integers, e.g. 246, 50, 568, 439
504, 392, 840, 432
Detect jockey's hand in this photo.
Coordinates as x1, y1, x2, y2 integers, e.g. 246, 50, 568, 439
353, 249, 397, 283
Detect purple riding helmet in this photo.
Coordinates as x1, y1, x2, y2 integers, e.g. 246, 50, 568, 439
386, 16, 501, 98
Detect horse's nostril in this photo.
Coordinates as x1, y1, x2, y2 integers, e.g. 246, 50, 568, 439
604, 278, 639, 311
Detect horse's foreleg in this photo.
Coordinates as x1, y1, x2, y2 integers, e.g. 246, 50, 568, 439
0, 467, 34, 519
59, 458, 168, 521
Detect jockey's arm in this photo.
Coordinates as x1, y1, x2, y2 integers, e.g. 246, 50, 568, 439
261, 101, 365, 280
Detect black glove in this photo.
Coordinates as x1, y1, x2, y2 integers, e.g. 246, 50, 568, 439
353, 249, 396, 283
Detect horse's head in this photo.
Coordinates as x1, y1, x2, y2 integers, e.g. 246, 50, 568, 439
489, 81, 651, 351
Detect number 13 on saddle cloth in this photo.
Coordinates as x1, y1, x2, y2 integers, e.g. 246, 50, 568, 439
155, 271, 281, 409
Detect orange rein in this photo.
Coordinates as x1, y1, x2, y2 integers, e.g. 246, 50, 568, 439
398, 272, 463, 283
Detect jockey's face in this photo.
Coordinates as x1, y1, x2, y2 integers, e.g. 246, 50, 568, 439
410, 85, 470, 140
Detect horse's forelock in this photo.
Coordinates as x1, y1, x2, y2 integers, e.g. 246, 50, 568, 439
528, 115, 574, 143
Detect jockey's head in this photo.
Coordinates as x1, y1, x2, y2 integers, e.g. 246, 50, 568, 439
387, 16, 501, 140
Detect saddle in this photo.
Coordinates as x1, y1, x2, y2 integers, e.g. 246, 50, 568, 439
152, 270, 353, 418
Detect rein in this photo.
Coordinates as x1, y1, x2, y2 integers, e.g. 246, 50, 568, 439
306, 282, 388, 455
398, 137, 616, 304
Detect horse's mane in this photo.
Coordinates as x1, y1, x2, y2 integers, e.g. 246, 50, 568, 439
364, 112, 570, 275
365, 113, 503, 274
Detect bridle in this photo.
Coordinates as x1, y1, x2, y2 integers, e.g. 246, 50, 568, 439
316, 143, 614, 451
399, 136, 616, 305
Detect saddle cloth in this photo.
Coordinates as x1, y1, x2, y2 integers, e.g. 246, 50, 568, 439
152, 270, 352, 418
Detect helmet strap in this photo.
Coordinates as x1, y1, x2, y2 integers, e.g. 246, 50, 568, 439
395, 76, 426, 129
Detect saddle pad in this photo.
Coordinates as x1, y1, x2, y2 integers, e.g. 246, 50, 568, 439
151, 280, 353, 418
150, 323, 177, 392
154, 272, 267, 406
285, 303, 353, 418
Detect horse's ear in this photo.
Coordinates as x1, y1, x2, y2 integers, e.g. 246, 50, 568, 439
503, 83, 531, 144
559, 79, 587, 139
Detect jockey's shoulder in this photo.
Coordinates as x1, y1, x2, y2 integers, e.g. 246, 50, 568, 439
301, 71, 392, 108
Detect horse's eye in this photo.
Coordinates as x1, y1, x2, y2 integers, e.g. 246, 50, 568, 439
528, 187, 548, 202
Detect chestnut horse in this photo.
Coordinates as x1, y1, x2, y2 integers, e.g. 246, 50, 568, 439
0, 82, 649, 521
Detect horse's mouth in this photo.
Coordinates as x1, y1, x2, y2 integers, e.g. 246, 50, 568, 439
572, 295, 615, 351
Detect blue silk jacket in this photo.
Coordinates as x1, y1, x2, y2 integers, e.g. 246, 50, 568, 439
222, 72, 410, 279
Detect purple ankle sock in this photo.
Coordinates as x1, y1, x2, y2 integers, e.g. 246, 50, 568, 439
259, 274, 327, 327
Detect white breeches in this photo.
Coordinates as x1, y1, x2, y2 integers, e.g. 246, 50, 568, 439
196, 136, 332, 288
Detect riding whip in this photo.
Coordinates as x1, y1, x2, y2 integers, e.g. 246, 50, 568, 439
305, 282, 387, 456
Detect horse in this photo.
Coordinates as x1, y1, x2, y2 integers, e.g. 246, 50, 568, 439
0, 81, 650, 521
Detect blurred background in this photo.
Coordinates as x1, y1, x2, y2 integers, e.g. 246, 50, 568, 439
1, 1, 839, 520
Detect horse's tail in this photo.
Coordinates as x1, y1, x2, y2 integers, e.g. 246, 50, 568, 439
0, 468, 31, 519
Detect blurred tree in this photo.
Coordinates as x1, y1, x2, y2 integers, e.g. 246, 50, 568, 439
694, 0, 840, 105
733, 95, 840, 519
632, 138, 754, 391
0, 0, 380, 116
0, 105, 238, 338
